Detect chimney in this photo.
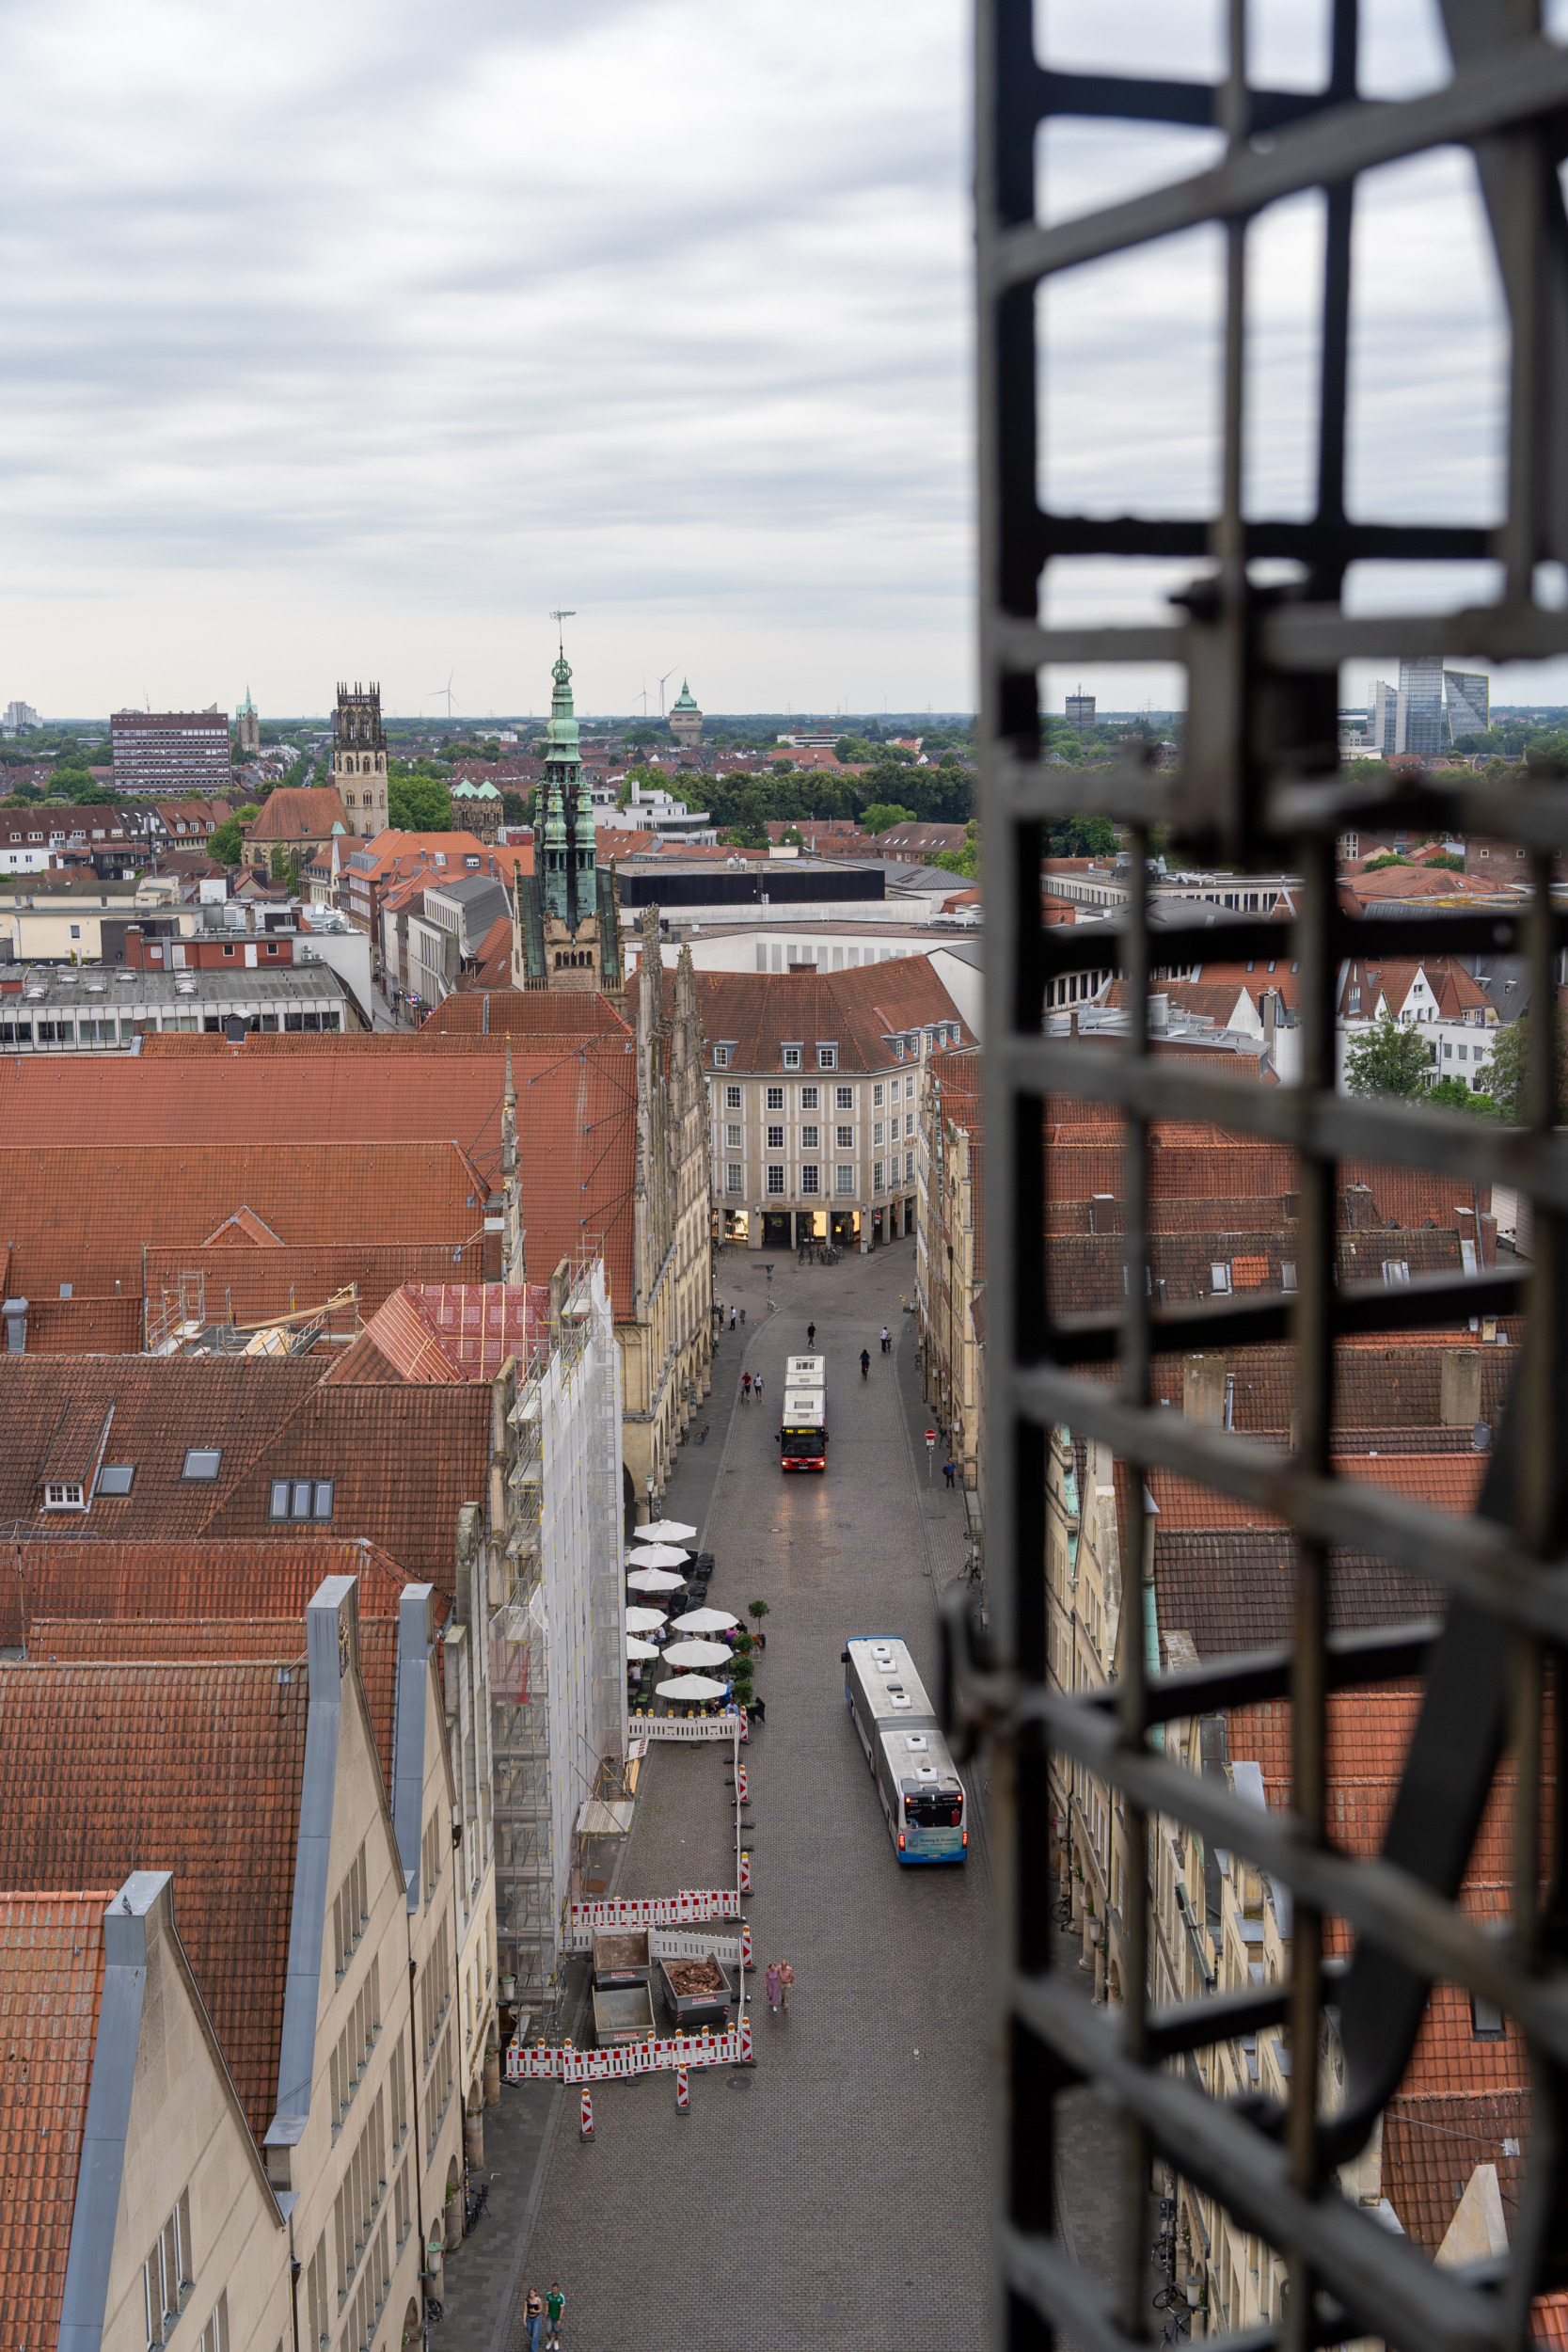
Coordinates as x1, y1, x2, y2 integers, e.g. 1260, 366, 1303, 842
3, 1297, 27, 1354
1440, 1347, 1482, 1428
1148, 993, 1169, 1034
1182, 1354, 1227, 1426
1262, 988, 1277, 1049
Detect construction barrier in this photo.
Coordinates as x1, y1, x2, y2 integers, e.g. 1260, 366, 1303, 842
738, 2010, 754, 2065
632, 1716, 742, 1743
507, 2028, 747, 2084
580, 2088, 594, 2140
567, 1891, 740, 1935
736, 1762, 749, 1803
560, 1924, 746, 1965
739, 1849, 752, 1894
676, 2064, 689, 2113
740, 1922, 752, 1969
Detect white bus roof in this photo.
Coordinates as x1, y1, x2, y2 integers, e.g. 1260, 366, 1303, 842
782, 1393, 825, 1426
845, 1636, 938, 1726
879, 1725, 964, 1789
784, 1355, 825, 1385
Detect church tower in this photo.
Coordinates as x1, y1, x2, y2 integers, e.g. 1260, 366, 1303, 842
333, 681, 388, 832
236, 687, 261, 755
512, 622, 625, 1000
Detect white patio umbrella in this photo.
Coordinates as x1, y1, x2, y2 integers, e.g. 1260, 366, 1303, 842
671, 1606, 740, 1634
641, 1518, 697, 1543
625, 1607, 669, 1632
656, 1672, 729, 1702
627, 1567, 686, 1594
626, 1636, 660, 1661
626, 1543, 689, 1569
661, 1638, 732, 1669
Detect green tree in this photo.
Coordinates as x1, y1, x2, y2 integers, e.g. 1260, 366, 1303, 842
388, 775, 452, 833
862, 802, 915, 836
269, 844, 301, 891
1425, 1076, 1499, 1117
209, 818, 245, 865
725, 786, 769, 849
499, 789, 527, 826
781, 824, 804, 847
1342, 1010, 1435, 1099
1361, 852, 1411, 872
1048, 814, 1117, 858
234, 803, 261, 823
835, 736, 878, 765
68, 780, 117, 803
932, 820, 981, 881
1476, 1012, 1568, 1125
1422, 850, 1465, 871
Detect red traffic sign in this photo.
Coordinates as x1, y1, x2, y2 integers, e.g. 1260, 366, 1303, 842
925, 1430, 937, 1444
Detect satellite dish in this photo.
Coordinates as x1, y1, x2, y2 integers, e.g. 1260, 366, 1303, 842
1472, 1421, 1492, 1453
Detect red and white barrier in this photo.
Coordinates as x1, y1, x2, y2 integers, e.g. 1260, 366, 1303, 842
736, 1762, 749, 1803
507, 2027, 749, 2084
566, 1890, 740, 1937
739, 1848, 752, 1894
740, 1921, 752, 1969
676, 2063, 689, 2112
580, 2088, 594, 2140
738, 2010, 754, 2065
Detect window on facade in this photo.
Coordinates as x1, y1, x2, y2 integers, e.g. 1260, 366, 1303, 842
69, 924, 80, 940
269, 1477, 334, 1520
44, 1481, 85, 1510
222, 943, 235, 957
142, 2189, 194, 2346
835, 1166, 855, 1195
874, 1160, 885, 1192
801, 1125, 819, 1149
906, 1152, 915, 1181
800, 1166, 820, 1194
800, 1086, 818, 1110
873, 1083, 884, 1107
766, 1086, 784, 1111
836, 1085, 852, 1110
725, 1085, 741, 1111
767, 1123, 784, 1150
817, 1044, 837, 1069
96, 1463, 135, 1496
196, 2291, 230, 2352
713, 1046, 730, 1066
782, 1045, 802, 1070
725, 1123, 741, 1149
182, 1448, 222, 1480
767, 1166, 785, 1195
333, 1841, 370, 1979
726, 1165, 744, 1194
873, 1121, 884, 1146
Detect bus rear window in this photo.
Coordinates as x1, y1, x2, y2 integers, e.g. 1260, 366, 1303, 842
905, 1789, 963, 1826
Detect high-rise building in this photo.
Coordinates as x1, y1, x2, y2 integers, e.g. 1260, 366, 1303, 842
3, 700, 39, 733
1444, 668, 1491, 743
236, 686, 261, 755
1066, 693, 1096, 730
513, 633, 624, 996
110, 707, 230, 796
668, 678, 703, 749
331, 681, 388, 829
1398, 656, 1445, 759
1371, 678, 1401, 755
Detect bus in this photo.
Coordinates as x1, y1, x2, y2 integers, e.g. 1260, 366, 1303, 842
841, 1636, 968, 1864
780, 1353, 827, 1471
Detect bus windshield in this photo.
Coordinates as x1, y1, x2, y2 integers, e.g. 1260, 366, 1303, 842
905, 1788, 964, 1827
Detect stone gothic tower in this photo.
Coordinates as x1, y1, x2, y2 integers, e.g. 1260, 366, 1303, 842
333, 681, 388, 831
513, 630, 625, 999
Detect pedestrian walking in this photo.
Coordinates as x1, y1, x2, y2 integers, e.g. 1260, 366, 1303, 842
740, 1307, 746, 1326
943, 1455, 958, 1488
753, 1373, 764, 1403
806, 1322, 816, 1347
766, 1961, 782, 2013
881, 1326, 891, 1353
546, 2283, 566, 2349
730, 1307, 737, 1331
525, 2289, 545, 2352
753, 1628, 767, 1654
779, 1959, 794, 2013
861, 1347, 870, 1378
742, 1373, 752, 1402
751, 1694, 767, 1724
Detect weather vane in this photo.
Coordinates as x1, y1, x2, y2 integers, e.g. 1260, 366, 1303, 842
548, 609, 576, 655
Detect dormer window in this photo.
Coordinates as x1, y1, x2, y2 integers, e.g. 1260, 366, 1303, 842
782, 1044, 802, 1070
713, 1045, 731, 1067
816, 1044, 836, 1070
44, 1481, 85, 1510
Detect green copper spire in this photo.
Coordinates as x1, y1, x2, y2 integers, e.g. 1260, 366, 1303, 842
671, 678, 698, 713
542, 647, 582, 783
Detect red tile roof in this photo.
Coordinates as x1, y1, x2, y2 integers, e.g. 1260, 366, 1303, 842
1148, 1449, 1488, 1532
635, 957, 971, 1074
0, 1890, 110, 2345
0, 1139, 490, 1298
424, 992, 631, 1038
4, 1534, 428, 1649
142, 1240, 488, 1331
0, 1661, 309, 2139
456, 914, 515, 992
328, 1282, 548, 1385
244, 786, 349, 844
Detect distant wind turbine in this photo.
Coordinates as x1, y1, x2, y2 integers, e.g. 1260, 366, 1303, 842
426, 670, 458, 719
657, 668, 676, 716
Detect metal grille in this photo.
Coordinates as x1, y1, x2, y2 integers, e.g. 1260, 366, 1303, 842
974, 7, 1568, 2349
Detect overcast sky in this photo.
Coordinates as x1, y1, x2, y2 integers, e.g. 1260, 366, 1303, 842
6, 1, 1566, 725
0, 0, 973, 722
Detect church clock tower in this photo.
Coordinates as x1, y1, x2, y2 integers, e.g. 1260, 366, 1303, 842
333, 681, 388, 831
512, 618, 625, 1000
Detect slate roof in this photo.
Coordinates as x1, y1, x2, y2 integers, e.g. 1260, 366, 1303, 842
0, 1661, 309, 2140
1141, 1337, 1519, 1434
1155, 1532, 1441, 1659
4, 1534, 426, 1649
1047, 1226, 1463, 1314
0, 1138, 490, 1298
0, 1890, 111, 2345
636, 957, 972, 1074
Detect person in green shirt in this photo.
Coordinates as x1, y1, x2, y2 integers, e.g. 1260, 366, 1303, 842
546, 2283, 566, 2346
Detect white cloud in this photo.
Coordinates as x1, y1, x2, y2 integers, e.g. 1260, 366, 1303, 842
0, 0, 973, 719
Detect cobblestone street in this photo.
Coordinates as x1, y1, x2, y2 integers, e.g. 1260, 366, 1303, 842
478, 1237, 993, 2350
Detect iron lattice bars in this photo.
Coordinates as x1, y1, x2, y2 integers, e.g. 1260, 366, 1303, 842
976, 4, 1568, 2350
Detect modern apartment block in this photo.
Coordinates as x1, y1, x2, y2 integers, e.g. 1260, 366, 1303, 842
111, 708, 230, 796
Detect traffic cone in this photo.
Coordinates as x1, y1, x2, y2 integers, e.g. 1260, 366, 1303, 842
739, 1848, 752, 1893
579, 2088, 594, 2141
676, 2064, 689, 2113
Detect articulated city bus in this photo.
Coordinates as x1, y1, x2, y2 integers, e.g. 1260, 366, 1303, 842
842, 1636, 968, 1864
780, 1353, 827, 1470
